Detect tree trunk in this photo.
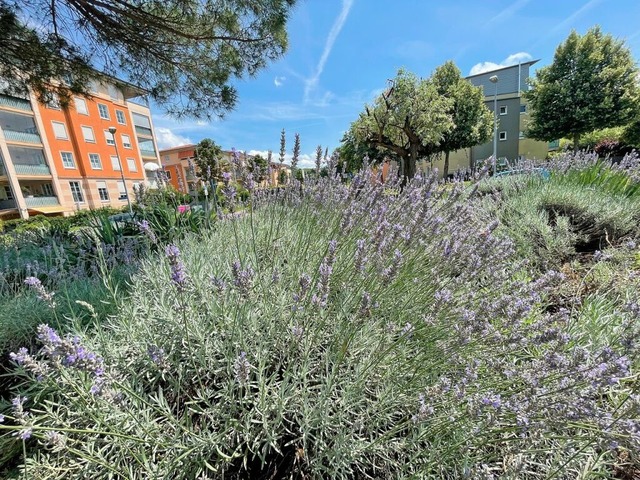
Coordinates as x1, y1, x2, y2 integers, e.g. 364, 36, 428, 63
407, 142, 417, 179
573, 132, 580, 152
443, 151, 450, 180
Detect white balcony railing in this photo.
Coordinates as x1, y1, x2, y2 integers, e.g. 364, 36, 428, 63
24, 196, 60, 208
13, 164, 51, 176
0, 95, 32, 112
3, 130, 41, 144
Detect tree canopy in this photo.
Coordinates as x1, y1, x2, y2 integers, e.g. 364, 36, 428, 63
525, 26, 640, 148
0, 0, 296, 118
193, 138, 225, 182
430, 61, 492, 178
350, 69, 453, 180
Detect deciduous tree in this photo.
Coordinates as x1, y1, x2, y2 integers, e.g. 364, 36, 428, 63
431, 61, 493, 178
350, 69, 453, 180
525, 26, 639, 149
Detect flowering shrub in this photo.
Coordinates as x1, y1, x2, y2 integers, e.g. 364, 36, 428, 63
1, 158, 639, 478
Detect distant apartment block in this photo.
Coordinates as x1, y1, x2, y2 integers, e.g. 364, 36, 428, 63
446, 60, 558, 174
160, 145, 287, 192
0, 77, 161, 219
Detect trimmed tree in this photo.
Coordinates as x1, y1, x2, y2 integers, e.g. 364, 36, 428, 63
350, 69, 453, 180
194, 139, 225, 183
525, 26, 640, 149
431, 61, 493, 178
0, 0, 296, 118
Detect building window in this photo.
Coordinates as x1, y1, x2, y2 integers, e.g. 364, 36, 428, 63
499, 106, 507, 115
45, 94, 61, 110
52, 121, 68, 139
89, 153, 102, 169
70, 181, 84, 203
105, 130, 115, 146
117, 180, 127, 200
4, 186, 13, 200
75, 97, 88, 115
499, 131, 507, 141
520, 104, 527, 114
111, 155, 121, 171
61, 151, 75, 169
42, 183, 54, 196
81, 126, 95, 143
519, 131, 525, 140
164, 169, 172, 180
108, 85, 123, 102
98, 103, 110, 120
127, 157, 137, 172
122, 134, 132, 149
116, 110, 126, 125
97, 181, 109, 201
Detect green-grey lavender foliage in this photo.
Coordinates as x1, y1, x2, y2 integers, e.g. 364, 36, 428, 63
1, 154, 639, 478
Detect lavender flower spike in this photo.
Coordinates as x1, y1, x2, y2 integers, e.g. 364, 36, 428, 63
165, 244, 188, 292
24, 276, 56, 308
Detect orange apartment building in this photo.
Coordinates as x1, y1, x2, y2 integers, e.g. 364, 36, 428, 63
0, 76, 161, 219
160, 144, 288, 193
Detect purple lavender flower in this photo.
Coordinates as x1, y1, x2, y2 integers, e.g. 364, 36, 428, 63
147, 344, 165, 365
354, 239, 368, 274
24, 276, 56, 308
232, 260, 254, 297
14, 428, 32, 440
210, 275, 227, 295
382, 249, 403, 281
359, 291, 372, 317
233, 351, 251, 384
291, 325, 304, 340
165, 245, 188, 292
136, 220, 157, 244
481, 393, 502, 409
412, 393, 434, 423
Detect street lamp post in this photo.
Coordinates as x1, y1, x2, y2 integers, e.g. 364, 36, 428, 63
108, 126, 133, 215
489, 75, 499, 175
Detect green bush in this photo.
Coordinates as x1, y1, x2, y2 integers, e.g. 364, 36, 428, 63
2, 167, 639, 478
494, 159, 640, 267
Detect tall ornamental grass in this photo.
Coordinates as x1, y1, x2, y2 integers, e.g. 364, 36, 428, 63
1, 161, 639, 478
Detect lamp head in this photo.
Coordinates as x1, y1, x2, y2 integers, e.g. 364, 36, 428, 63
108, 127, 117, 134
489, 75, 499, 83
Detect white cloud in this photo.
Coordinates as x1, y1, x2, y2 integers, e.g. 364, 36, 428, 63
304, 0, 354, 102
469, 52, 533, 75
274, 76, 286, 87
155, 128, 192, 149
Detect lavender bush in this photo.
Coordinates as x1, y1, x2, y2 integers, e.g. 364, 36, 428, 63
1, 156, 639, 478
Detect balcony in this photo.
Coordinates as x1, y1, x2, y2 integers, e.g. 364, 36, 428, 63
24, 196, 60, 208
13, 164, 51, 176
140, 149, 157, 158
0, 110, 40, 145
0, 95, 32, 112
135, 125, 153, 136
3, 130, 41, 144
0, 199, 16, 210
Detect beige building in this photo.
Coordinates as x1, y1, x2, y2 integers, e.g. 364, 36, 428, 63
159, 144, 289, 192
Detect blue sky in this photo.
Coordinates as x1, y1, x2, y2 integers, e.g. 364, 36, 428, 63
151, 0, 640, 167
